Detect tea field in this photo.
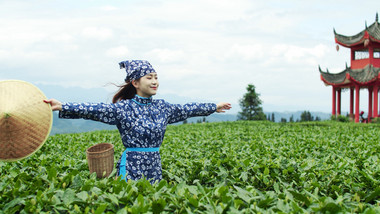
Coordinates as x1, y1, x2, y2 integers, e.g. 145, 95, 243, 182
1, 121, 380, 213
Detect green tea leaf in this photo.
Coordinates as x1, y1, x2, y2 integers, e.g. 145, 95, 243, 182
152, 198, 166, 213
94, 203, 108, 214
48, 167, 57, 180
62, 189, 76, 206
321, 202, 341, 213
365, 187, 380, 203
76, 191, 89, 202
264, 167, 270, 176
234, 185, 252, 203
258, 197, 274, 208
105, 193, 119, 206
3, 198, 25, 212
289, 191, 311, 207
71, 174, 83, 189
188, 194, 199, 208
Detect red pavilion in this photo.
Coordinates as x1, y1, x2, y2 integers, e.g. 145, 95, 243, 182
320, 13, 380, 122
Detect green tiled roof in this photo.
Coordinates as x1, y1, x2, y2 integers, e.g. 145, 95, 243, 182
334, 14, 380, 46
319, 67, 347, 84
320, 65, 380, 84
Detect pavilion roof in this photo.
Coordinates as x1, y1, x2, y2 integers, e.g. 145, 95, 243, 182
319, 64, 380, 85
334, 13, 380, 47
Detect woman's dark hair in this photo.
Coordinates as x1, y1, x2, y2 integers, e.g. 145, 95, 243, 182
112, 81, 137, 103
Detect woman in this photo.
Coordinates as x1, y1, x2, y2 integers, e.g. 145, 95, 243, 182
44, 60, 231, 184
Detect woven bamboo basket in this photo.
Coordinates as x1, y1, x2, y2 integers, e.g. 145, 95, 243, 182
86, 143, 114, 178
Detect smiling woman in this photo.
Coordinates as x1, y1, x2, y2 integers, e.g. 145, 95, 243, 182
44, 60, 231, 184
131, 73, 159, 98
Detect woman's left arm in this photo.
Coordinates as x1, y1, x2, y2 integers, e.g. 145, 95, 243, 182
166, 102, 231, 124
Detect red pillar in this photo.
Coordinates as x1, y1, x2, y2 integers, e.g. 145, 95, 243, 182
350, 87, 354, 118
337, 88, 341, 115
355, 85, 360, 123
374, 85, 379, 118
368, 87, 373, 122
332, 87, 336, 117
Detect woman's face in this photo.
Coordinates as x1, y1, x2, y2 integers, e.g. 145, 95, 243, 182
133, 72, 159, 97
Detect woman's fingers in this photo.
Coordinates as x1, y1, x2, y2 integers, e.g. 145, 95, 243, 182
43, 99, 62, 111
216, 102, 232, 113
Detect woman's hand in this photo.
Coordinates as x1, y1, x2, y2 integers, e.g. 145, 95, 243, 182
43, 99, 62, 111
216, 102, 232, 113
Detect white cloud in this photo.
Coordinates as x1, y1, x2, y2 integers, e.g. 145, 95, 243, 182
0, 49, 55, 62
146, 49, 186, 63
51, 33, 74, 42
0, 49, 9, 58
270, 43, 330, 66
310, 44, 330, 58
100, 6, 118, 11
0, 0, 378, 112
105, 46, 131, 58
0, 21, 48, 48
81, 27, 113, 40
225, 44, 265, 61
62, 44, 79, 52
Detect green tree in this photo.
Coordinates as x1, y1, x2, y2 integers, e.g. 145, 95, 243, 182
289, 115, 294, 122
300, 111, 314, 122
238, 84, 266, 120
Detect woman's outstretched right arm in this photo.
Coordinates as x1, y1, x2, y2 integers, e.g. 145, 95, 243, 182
43, 98, 122, 125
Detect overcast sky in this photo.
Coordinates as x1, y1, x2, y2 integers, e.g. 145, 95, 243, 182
1, 0, 379, 114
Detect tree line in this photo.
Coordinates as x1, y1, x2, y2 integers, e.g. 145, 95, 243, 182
238, 84, 321, 122
266, 111, 321, 123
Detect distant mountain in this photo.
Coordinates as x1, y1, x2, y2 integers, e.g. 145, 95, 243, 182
173, 114, 238, 124
264, 111, 331, 122
50, 111, 332, 135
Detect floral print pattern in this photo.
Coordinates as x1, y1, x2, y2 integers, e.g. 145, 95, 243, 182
119, 60, 156, 82
59, 95, 217, 183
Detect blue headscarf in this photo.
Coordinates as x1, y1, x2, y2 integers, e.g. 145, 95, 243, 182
119, 60, 156, 82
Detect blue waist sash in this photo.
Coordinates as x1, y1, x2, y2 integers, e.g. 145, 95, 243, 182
125, 147, 160, 152
119, 147, 160, 180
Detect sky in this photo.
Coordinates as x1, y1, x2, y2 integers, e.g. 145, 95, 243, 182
1, 0, 379, 114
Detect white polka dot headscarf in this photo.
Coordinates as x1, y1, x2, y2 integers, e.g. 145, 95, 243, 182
119, 60, 156, 82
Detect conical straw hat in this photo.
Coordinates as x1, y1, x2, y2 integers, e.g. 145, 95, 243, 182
0, 80, 52, 161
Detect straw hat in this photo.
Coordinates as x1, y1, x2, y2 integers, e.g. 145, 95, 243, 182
0, 80, 52, 161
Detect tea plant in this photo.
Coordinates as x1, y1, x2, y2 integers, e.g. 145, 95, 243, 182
1, 121, 380, 213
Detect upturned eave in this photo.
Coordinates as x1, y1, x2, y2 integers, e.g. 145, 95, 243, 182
334, 15, 380, 47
